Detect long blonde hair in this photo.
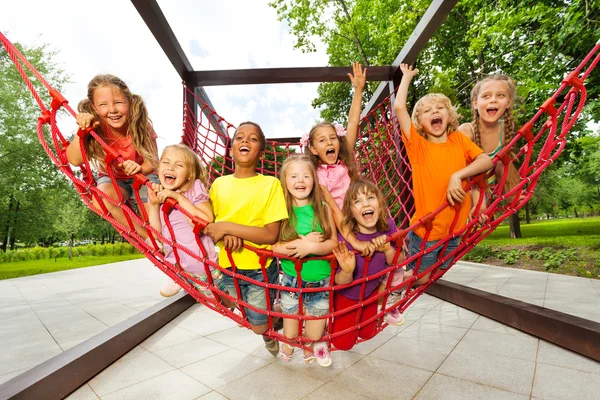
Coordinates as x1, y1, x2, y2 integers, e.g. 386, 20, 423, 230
341, 180, 389, 234
279, 155, 333, 241
304, 122, 359, 181
411, 93, 460, 138
161, 144, 209, 194
78, 74, 158, 170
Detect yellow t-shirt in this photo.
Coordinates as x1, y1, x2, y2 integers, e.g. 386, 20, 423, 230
402, 123, 484, 240
210, 174, 288, 270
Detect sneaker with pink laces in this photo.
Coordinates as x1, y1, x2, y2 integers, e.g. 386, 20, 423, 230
160, 280, 182, 297
385, 307, 405, 326
313, 342, 332, 367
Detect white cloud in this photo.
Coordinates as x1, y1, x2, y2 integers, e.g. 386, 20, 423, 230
1, 0, 329, 155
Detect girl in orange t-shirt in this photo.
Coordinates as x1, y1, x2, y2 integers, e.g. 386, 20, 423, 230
393, 64, 493, 285
66, 74, 159, 240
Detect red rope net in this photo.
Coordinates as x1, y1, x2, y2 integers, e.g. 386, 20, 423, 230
2, 31, 598, 352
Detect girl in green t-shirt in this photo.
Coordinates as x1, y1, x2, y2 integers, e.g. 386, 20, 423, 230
272, 155, 337, 367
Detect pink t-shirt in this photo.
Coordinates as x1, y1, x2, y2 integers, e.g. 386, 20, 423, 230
317, 161, 351, 210
160, 179, 217, 275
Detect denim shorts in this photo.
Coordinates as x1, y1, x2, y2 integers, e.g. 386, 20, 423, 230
279, 273, 330, 317
406, 231, 460, 274
188, 269, 225, 296
97, 173, 159, 204
221, 260, 279, 326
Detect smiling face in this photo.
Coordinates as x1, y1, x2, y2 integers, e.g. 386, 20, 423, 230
284, 160, 314, 206
349, 189, 381, 234
474, 80, 512, 124
230, 123, 264, 167
158, 148, 191, 191
92, 85, 130, 135
309, 126, 340, 165
417, 100, 450, 138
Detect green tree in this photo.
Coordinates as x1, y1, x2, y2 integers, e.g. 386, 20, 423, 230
0, 39, 70, 250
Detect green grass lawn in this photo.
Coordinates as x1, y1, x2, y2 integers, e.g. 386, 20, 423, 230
483, 217, 600, 247
0, 253, 146, 280
467, 217, 600, 277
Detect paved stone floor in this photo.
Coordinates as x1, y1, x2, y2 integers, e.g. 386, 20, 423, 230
1, 259, 599, 399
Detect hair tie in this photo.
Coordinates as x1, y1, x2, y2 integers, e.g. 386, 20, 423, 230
334, 123, 347, 138
300, 132, 310, 148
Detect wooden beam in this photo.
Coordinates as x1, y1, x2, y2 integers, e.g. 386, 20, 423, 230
428, 280, 600, 362
193, 66, 394, 86
362, 0, 459, 118
0, 293, 196, 400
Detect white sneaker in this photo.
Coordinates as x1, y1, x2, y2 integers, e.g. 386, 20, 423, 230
313, 342, 332, 367
160, 280, 182, 297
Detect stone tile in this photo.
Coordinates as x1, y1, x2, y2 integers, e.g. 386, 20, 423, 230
415, 373, 528, 400
0, 368, 29, 385
470, 316, 529, 336
152, 337, 230, 368
140, 324, 200, 352
347, 332, 395, 355
64, 384, 99, 400
44, 315, 106, 335
537, 341, 600, 374
453, 329, 538, 362
88, 347, 174, 396
331, 356, 432, 399
181, 348, 272, 389
82, 303, 140, 327
218, 361, 325, 400
196, 392, 229, 400
304, 381, 378, 400
0, 335, 63, 375
420, 305, 479, 329
171, 311, 239, 336
371, 336, 455, 371
102, 369, 210, 400
396, 321, 468, 347
277, 347, 364, 382
437, 347, 535, 395
206, 326, 260, 349
52, 322, 109, 350
532, 362, 600, 400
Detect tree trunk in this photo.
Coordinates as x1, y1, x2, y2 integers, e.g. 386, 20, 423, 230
509, 213, 522, 239
9, 200, 20, 251
573, 207, 579, 218
525, 202, 531, 224
68, 233, 74, 260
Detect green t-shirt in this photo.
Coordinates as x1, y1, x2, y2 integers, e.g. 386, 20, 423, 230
280, 204, 331, 282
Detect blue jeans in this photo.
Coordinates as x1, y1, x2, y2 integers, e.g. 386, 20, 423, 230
221, 260, 279, 326
97, 173, 159, 204
279, 273, 330, 317
406, 231, 460, 274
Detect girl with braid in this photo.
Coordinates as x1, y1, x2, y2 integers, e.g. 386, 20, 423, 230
458, 74, 520, 193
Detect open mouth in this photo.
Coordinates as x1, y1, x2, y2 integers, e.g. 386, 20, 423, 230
431, 116, 443, 130
163, 174, 176, 185
361, 210, 375, 221
239, 146, 250, 155
325, 148, 336, 159
487, 107, 498, 116
295, 185, 306, 192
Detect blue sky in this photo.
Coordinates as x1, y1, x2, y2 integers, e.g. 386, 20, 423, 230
1, 0, 329, 153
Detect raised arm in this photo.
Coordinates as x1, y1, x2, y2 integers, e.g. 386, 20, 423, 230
393, 64, 419, 141
447, 153, 494, 205
346, 62, 367, 152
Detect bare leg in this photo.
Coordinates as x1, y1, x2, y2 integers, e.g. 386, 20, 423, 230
95, 183, 148, 239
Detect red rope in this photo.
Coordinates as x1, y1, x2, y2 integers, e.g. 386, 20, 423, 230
2, 30, 598, 352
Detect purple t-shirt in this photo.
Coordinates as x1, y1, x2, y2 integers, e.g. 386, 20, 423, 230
336, 218, 397, 300
161, 179, 217, 275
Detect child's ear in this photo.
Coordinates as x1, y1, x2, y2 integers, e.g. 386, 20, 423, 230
309, 145, 319, 156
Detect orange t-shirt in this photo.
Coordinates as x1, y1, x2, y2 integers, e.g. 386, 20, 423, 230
402, 123, 483, 240
99, 127, 158, 179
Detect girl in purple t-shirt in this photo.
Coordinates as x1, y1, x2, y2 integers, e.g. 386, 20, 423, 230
147, 144, 222, 297
331, 180, 404, 351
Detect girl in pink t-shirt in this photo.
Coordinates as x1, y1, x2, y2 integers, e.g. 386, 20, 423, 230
301, 63, 375, 255
147, 144, 222, 297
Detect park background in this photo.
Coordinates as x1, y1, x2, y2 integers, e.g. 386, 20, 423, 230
1, 0, 599, 279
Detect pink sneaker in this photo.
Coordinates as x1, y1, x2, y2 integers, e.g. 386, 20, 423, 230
160, 280, 182, 297
313, 342, 332, 367
385, 308, 405, 326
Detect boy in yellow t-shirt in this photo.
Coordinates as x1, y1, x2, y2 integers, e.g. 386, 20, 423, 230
393, 64, 493, 285
205, 121, 288, 357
